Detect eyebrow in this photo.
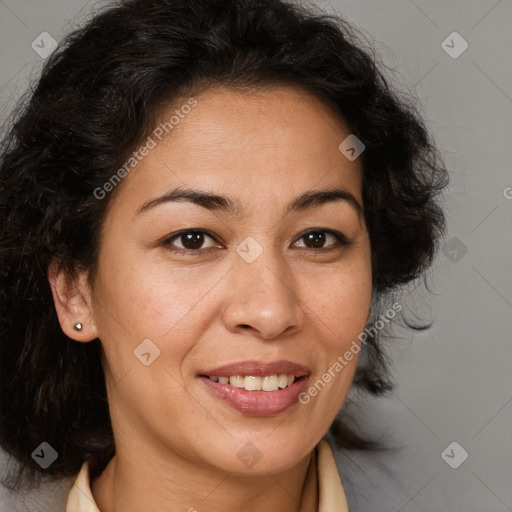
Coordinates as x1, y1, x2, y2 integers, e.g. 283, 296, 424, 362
135, 186, 363, 218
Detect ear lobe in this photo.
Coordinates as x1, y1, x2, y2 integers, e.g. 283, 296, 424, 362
48, 260, 98, 342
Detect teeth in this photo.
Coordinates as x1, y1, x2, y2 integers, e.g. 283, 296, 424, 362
244, 376, 261, 390
229, 376, 244, 388
262, 375, 279, 391
208, 373, 298, 391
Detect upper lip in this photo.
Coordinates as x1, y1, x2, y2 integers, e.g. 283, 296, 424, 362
199, 360, 310, 378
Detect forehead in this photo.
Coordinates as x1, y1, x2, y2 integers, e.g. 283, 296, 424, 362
110, 85, 364, 216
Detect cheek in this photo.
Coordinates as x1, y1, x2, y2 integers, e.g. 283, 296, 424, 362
94, 246, 209, 331
91, 251, 228, 381
297, 268, 371, 428
303, 259, 372, 344
299, 257, 371, 409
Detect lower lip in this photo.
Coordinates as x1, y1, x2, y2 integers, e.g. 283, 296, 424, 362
199, 376, 308, 416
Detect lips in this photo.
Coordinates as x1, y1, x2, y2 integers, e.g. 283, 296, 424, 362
197, 360, 311, 415
199, 359, 310, 378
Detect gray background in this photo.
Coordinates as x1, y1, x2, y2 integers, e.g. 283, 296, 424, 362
1, 0, 511, 511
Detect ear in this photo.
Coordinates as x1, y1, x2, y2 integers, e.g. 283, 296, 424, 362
48, 259, 99, 342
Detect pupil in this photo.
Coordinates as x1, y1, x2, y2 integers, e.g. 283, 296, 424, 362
182, 232, 204, 250
305, 232, 325, 248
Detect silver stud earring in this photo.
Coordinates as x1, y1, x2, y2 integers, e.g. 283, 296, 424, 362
73, 323, 83, 331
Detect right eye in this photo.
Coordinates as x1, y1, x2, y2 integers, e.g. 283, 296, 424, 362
162, 229, 223, 254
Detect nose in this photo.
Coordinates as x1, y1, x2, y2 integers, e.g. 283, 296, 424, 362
221, 249, 305, 340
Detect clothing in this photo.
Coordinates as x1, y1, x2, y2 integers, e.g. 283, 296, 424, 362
65, 438, 350, 511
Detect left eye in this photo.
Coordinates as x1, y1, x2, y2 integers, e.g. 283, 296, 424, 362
163, 230, 219, 252
292, 230, 350, 250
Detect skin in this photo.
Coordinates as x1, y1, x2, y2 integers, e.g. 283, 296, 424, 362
49, 85, 372, 512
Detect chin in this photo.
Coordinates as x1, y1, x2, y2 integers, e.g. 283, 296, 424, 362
207, 433, 315, 475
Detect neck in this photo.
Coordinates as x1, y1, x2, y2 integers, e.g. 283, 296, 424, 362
91, 443, 318, 512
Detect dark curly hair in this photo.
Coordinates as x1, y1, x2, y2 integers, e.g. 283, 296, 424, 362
0, 0, 448, 491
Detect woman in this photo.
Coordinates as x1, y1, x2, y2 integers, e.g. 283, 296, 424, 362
0, 0, 448, 510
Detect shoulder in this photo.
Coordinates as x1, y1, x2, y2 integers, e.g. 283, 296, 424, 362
66, 450, 112, 512
66, 458, 100, 512
327, 434, 431, 512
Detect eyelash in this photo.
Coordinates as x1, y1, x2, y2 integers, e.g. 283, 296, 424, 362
161, 228, 353, 255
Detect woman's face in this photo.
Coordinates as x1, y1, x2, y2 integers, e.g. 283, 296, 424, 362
80, 85, 372, 474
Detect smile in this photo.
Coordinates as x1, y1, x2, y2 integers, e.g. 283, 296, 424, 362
198, 360, 310, 415
206, 374, 298, 391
